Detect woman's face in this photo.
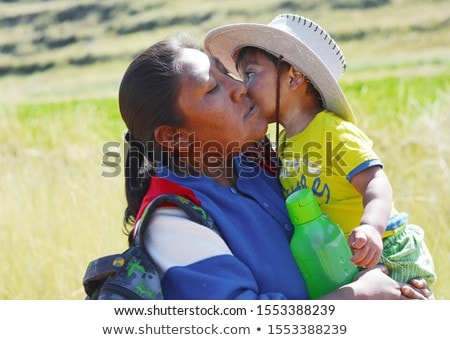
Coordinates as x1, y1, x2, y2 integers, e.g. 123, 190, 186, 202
177, 48, 267, 155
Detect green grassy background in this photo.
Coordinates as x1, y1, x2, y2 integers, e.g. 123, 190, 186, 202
0, 0, 449, 299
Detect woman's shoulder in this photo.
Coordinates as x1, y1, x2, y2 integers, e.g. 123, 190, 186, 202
142, 206, 232, 271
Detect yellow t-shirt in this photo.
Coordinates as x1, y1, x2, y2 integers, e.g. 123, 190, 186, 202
279, 110, 382, 235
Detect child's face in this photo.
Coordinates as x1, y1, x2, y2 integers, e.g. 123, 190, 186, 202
237, 51, 279, 123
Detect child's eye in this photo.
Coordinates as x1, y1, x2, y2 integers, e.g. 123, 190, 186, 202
243, 71, 255, 83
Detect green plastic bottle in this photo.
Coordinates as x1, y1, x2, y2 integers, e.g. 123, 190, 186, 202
286, 188, 359, 299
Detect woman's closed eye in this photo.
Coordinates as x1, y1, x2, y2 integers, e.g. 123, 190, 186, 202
207, 83, 218, 93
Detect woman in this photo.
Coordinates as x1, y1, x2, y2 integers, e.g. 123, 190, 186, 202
118, 33, 431, 299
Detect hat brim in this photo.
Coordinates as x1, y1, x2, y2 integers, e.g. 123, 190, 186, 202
204, 23, 356, 124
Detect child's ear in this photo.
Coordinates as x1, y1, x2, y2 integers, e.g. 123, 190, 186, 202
288, 66, 305, 89
154, 126, 190, 151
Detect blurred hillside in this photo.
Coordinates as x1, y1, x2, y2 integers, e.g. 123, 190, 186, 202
0, 0, 449, 102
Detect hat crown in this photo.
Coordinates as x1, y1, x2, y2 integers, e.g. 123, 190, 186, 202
269, 14, 345, 80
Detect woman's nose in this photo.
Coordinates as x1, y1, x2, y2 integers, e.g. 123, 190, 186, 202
230, 78, 247, 102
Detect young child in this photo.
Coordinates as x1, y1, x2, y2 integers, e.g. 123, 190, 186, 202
205, 13, 436, 284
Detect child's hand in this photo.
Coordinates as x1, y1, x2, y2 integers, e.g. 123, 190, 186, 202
348, 224, 383, 268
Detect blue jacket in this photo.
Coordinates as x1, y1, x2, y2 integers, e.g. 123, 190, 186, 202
139, 156, 308, 299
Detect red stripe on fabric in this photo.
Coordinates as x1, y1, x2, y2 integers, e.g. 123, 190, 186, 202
135, 177, 200, 223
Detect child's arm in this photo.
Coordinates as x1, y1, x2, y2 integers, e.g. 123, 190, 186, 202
349, 165, 393, 268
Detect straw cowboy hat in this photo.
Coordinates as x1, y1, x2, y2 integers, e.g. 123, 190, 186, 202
204, 13, 356, 124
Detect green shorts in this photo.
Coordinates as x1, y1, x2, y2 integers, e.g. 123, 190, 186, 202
380, 224, 436, 285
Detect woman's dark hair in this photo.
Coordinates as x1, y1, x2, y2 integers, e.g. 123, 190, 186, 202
119, 34, 199, 237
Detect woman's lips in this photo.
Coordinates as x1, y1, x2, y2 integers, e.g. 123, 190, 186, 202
244, 104, 257, 120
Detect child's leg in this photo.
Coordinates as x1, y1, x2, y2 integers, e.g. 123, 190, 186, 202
380, 224, 436, 285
